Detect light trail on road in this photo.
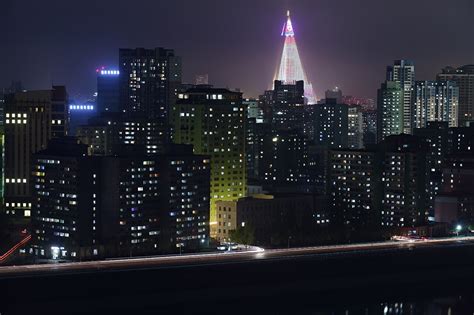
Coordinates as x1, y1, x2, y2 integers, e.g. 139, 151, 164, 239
1, 236, 473, 278
0, 235, 31, 263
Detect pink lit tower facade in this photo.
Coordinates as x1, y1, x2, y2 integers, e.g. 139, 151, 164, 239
274, 11, 317, 104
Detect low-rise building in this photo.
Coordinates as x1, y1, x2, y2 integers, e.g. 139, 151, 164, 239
215, 194, 328, 245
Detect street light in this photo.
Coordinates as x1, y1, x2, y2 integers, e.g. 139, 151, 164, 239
456, 224, 462, 236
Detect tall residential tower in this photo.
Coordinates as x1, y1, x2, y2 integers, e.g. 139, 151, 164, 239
96, 67, 120, 113
437, 65, 474, 127
386, 60, 415, 134
414, 81, 459, 128
377, 81, 403, 142
171, 87, 246, 238
119, 48, 182, 152
4, 86, 68, 219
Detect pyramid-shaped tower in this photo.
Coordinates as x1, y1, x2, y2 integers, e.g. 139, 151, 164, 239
274, 11, 316, 104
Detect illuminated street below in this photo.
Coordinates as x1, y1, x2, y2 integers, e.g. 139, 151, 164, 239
1, 236, 473, 278
2, 236, 474, 314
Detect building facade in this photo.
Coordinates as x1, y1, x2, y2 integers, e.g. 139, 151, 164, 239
414, 80, 459, 128
4, 87, 68, 218
119, 48, 182, 152
76, 112, 169, 156
97, 67, 120, 113
171, 87, 246, 238
314, 99, 349, 148
434, 155, 474, 227
386, 60, 415, 134
31, 138, 210, 260
216, 193, 324, 245
437, 65, 474, 127
271, 80, 307, 134
119, 47, 181, 118
377, 81, 403, 142
260, 129, 313, 191
348, 105, 364, 149
414, 122, 474, 219
362, 110, 377, 147
329, 150, 379, 226
328, 135, 429, 229
379, 135, 428, 227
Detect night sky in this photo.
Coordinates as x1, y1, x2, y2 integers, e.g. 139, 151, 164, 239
1, 0, 473, 100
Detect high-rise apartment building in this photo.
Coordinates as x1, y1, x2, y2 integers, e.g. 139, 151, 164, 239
348, 105, 364, 149
257, 85, 317, 191
76, 112, 121, 156
119, 47, 181, 118
77, 111, 168, 156
329, 150, 379, 226
377, 81, 403, 142
244, 98, 264, 180
414, 81, 459, 128
31, 138, 101, 260
158, 145, 210, 252
379, 135, 428, 227
314, 98, 348, 148
435, 155, 474, 226
119, 48, 182, 152
244, 98, 263, 122
1, 81, 24, 126
362, 110, 377, 147
328, 135, 429, 228
68, 103, 97, 135
31, 138, 210, 260
386, 60, 415, 134
260, 129, 312, 190
414, 122, 474, 219
448, 124, 474, 153
414, 122, 450, 219
271, 80, 306, 133
437, 65, 474, 127
4, 86, 68, 218
171, 87, 246, 238
119, 48, 181, 119
96, 67, 120, 113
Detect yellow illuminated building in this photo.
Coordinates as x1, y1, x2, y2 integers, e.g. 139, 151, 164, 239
171, 87, 246, 238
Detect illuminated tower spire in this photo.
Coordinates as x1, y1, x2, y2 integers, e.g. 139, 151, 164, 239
275, 10, 317, 103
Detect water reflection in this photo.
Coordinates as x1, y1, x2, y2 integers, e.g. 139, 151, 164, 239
323, 295, 474, 314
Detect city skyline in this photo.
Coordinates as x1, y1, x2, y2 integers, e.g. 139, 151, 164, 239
2, 0, 474, 100
1, 2, 474, 313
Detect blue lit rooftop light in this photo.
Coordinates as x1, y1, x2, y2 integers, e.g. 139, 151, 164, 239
69, 105, 95, 111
